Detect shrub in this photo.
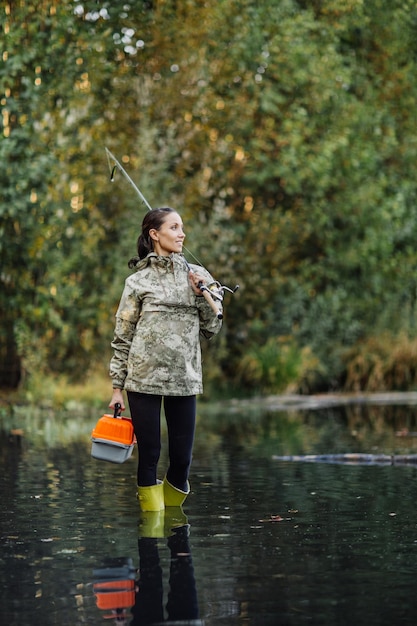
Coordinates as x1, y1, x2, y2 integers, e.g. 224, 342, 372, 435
342, 333, 417, 391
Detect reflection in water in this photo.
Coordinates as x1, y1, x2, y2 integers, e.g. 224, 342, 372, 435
93, 519, 202, 626
93, 557, 136, 623
133, 524, 200, 625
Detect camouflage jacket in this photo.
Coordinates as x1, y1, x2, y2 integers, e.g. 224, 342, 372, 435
109, 252, 223, 396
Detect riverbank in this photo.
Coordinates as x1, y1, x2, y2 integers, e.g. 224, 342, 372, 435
3, 384, 417, 414
218, 391, 417, 412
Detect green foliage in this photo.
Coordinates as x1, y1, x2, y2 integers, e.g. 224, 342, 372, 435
0, 0, 133, 382
2, 0, 417, 394
238, 336, 318, 394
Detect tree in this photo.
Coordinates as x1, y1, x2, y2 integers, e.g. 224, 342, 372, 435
3, 0, 417, 394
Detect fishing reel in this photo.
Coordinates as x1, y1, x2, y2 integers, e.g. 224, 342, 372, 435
197, 281, 239, 320
203, 281, 240, 302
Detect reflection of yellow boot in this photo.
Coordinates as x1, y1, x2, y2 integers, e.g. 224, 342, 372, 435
164, 507, 189, 536
163, 477, 190, 507
137, 481, 165, 512
138, 511, 165, 538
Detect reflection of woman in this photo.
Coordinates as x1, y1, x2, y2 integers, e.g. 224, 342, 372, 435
109, 208, 223, 512
131, 525, 201, 625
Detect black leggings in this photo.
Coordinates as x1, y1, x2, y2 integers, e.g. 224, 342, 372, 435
127, 392, 196, 491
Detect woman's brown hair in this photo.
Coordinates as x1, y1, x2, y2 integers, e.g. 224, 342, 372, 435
128, 207, 177, 268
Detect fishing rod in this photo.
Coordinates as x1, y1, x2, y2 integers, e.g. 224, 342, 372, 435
105, 147, 238, 319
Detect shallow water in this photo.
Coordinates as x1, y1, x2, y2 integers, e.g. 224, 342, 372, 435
2, 401, 417, 625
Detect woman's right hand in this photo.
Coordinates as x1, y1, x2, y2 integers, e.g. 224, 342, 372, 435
109, 388, 125, 411
189, 270, 206, 295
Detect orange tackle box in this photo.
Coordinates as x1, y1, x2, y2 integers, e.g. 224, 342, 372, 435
91, 403, 136, 463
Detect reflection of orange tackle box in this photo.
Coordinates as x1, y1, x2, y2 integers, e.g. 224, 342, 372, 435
93, 557, 136, 618
91, 404, 136, 463
93, 579, 135, 610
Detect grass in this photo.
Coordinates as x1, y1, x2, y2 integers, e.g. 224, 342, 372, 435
1, 366, 113, 412
342, 332, 417, 392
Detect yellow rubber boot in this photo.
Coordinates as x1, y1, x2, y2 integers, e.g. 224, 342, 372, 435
163, 477, 190, 507
137, 481, 165, 512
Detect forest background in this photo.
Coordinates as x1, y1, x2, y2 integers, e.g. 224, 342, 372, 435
2, 0, 417, 405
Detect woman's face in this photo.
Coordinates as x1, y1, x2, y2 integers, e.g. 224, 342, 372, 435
150, 212, 186, 256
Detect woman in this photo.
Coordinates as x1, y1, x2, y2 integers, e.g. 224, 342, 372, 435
109, 207, 223, 512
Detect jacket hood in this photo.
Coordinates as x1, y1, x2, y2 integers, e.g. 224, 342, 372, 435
134, 252, 186, 272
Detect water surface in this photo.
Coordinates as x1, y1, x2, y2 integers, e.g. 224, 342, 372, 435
2, 400, 417, 625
